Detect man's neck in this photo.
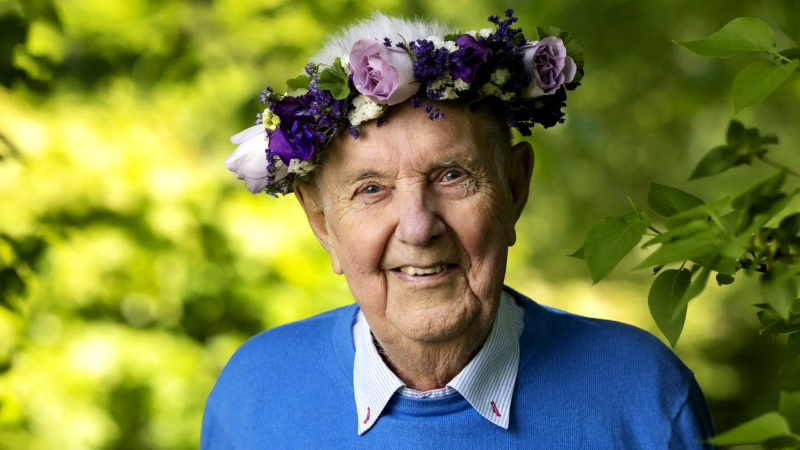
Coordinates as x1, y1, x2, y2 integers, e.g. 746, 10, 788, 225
370, 318, 494, 391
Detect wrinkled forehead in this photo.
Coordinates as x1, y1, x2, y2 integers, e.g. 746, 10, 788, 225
317, 102, 494, 186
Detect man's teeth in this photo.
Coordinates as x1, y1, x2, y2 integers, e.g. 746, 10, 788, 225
398, 265, 448, 276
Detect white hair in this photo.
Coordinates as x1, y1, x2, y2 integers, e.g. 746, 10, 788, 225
310, 11, 457, 67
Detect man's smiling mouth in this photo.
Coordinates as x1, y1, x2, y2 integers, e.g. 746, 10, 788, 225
390, 264, 457, 277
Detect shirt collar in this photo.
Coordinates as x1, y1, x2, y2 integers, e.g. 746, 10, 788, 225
352, 290, 525, 435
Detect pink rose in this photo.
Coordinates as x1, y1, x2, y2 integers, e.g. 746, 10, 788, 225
348, 38, 419, 105
519, 36, 577, 98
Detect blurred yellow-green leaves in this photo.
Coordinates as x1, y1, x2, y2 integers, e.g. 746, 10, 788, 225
1, 0, 800, 449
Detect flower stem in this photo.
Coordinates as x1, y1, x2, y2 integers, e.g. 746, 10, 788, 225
628, 196, 642, 220
756, 150, 800, 179
770, 51, 800, 72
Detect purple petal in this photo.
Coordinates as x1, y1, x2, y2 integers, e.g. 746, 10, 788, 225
267, 128, 295, 166
563, 56, 577, 83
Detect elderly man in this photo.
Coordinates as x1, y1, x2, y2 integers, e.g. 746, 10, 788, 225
202, 10, 715, 449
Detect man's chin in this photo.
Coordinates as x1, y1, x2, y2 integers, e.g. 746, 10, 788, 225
388, 302, 477, 343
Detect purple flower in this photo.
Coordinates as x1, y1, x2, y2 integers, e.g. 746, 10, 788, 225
273, 94, 315, 130
448, 34, 493, 83
348, 38, 420, 105
519, 36, 576, 98
268, 121, 316, 166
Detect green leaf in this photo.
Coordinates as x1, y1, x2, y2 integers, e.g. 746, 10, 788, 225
716, 273, 735, 285
672, 260, 714, 320
567, 245, 584, 260
664, 196, 730, 230
726, 120, 747, 147
780, 47, 800, 61
779, 390, 800, 417
637, 227, 722, 269
762, 317, 800, 335
778, 213, 800, 238
647, 183, 705, 218
317, 57, 351, 100
732, 170, 788, 212
761, 263, 799, 320
584, 210, 650, 284
732, 59, 799, 114
648, 268, 692, 347
721, 210, 740, 227
723, 192, 796, 259
673, 17, 776, 58
693, 253, 737, 275
759, 134, 780, 146
643, 221, 709, 248
286, 74, 312, 96
443, 33, 457, 41
789, 333, 800, 363
642, 220, 710, 248
707, 412, 791, 445
689, 145, 748, 180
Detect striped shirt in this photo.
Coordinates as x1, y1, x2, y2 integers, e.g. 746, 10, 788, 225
352, 290, 526, 435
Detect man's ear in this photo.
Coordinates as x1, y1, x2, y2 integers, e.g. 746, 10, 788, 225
505, 140, 534, 247
292, 179, 343, 275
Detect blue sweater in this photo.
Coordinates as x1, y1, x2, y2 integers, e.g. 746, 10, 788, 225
201, 286, 715, 449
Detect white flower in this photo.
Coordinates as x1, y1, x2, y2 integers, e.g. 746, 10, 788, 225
480, 83, 502, 97
427, 35, 459, 53
478, 28, 494, 38
225, 125, 271, 194
340, 53, 350, 71
490, 68, 510, 85
465, 30, 478, 38
453, 79, 470, 91
287, 158, 315, 176
262, 108, 280, 131
429, 73, 459, 100
438, 88, 459, 100
347, 94, 385, 127
499, 92, 516, 101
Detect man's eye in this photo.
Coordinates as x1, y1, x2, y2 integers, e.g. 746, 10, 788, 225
362, 184, 382, 194
442, 170, 463, 182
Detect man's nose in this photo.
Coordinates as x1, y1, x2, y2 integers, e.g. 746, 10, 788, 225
394, 184, 446, 246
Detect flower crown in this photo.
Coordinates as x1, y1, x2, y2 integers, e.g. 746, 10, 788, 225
226, 9, 584, 196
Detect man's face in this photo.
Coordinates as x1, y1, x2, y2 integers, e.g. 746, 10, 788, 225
295, 102, 532, 346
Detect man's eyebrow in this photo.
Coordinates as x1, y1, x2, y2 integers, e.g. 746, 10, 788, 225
433, 153, 477, 168
344, 153, 478, 184
345, 170, 384, 184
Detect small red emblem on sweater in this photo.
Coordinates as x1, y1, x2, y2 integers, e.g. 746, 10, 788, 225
490, 401, 501, 417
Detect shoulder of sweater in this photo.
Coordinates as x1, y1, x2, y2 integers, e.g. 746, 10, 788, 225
209, 303, 353, 394
532, 303, 694, 383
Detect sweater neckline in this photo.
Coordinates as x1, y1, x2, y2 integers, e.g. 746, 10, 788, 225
332, 285, 549, 392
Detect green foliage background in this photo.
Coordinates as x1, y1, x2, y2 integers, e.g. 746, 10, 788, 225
0, 0, 798, 448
